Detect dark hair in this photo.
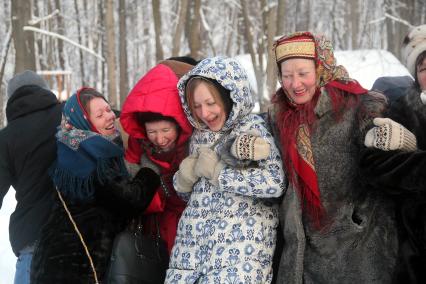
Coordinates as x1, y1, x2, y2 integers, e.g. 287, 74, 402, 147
414, 50, 426, 88
167, 56, 200, 66
136, 112, 178, 125
78, 88, 108, 114
185, 77, 233, 124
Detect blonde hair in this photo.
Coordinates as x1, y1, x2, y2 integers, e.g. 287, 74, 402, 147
185, 77, 226, 125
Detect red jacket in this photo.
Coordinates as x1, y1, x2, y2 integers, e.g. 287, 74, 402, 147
120, 62, 193, 253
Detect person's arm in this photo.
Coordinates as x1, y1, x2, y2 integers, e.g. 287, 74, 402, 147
101, 167, 160, 213
360, 147, 426, 195
0, 139, 12, 209
196, 117, 285, 198
359, 93, 426, 195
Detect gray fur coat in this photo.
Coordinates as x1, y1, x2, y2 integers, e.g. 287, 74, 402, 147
272, 89, 398, 284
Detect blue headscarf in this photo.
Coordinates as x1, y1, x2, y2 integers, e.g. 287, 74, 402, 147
50, 88, 128, 202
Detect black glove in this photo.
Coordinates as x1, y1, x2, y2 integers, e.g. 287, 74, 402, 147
102, 168, 160, 214
133, 167, 161, 190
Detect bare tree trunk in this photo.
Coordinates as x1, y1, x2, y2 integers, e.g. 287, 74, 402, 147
172, 0, 188, 56
152, 0, 164, 62
349, 0, 359, 49
55, 0, 65, 70
0, 29, 12, 127
12, 0, 36, 73
276, 0, 286, 35
119, 0, 128, 107
74, 0, 86, 85
189, 0, 202, 60
225, 8, 237, 55
241, 0, 264, 111
96, 0, 105, 93
266, 4, 278, 104
33, 2, 46, 71
47, 0, 55, 70
105, 0, 117, 108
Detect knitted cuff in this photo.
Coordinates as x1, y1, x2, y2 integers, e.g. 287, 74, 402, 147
401, 126, 417, 152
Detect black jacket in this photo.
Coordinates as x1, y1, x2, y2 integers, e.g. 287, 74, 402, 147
0, 85, 62, 256
360, 85, 426, 284
30, 167, 160, 283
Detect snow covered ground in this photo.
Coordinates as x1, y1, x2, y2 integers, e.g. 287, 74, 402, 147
0, 49, 411, 283
0, 189, 17, 284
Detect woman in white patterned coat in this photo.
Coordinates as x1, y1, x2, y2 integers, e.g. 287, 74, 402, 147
165, 56, 285, 284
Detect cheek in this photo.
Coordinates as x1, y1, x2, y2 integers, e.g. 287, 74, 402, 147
194, 109, 203, 120
282, 79, 292, 90
418, 73, 426, 89
306, 75, 317, 89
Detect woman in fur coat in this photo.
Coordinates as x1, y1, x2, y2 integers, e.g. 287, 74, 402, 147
362, 24, 426, 283
165, 56, 285, 283
30, 88, 160, 283
270, 32, 400, 283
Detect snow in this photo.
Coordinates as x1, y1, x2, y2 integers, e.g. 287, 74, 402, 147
0, 49, 411, 282
334, 49, 412, 89
0, 188, 17, 284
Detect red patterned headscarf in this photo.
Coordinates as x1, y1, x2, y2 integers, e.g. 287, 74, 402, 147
273, 32, 367, 229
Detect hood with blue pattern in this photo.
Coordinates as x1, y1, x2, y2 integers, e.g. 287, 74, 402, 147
177, 56, 254, 133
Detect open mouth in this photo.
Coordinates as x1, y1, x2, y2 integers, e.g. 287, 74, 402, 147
206, 116, 218, 125
294, 90, 306, 96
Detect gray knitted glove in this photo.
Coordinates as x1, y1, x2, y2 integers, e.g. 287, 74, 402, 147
194, 147, 225, 187
175, 154, 198, 193
230, 133, 271, 161
364, 117, 417, 152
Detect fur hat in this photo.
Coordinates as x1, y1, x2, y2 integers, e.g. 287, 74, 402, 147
7, 70, 48, 99
401, 24, 426, 77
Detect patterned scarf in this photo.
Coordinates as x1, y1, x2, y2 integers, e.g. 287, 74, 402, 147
274, 32, 367, 228
50, 90, 128, 202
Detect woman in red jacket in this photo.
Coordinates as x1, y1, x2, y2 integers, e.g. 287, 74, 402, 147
120, 59, 194, 254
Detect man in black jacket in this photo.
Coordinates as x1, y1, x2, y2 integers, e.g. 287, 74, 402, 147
0, 70, 62, 284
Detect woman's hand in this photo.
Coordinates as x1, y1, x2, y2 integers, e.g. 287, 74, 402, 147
175, 154, 199, 193
230, 132, 271, 161
364, 117, 417, 152
194, 148, 225, 186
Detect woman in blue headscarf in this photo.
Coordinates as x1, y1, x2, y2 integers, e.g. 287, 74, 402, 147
31, 88, 160, 283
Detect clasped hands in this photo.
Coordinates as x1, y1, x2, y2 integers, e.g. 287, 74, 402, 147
175, 132, 271, 193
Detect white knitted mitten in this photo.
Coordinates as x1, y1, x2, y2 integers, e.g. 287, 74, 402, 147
230, 133, 271, 161
175, 154, 198, 193
364, 117, 417, 152
194, 147, 225, 186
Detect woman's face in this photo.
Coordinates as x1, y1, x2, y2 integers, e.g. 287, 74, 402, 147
87, 97, 116, 135
280, 58, 317, 105
192, 82, 226, 132
145, 120, 178, 152
417, 57, 426, 90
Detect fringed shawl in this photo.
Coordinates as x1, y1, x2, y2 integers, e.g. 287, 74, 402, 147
50, 90, 128, 202
273, 32, 367, 228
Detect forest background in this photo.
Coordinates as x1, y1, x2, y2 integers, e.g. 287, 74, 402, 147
0, 0, 425, 127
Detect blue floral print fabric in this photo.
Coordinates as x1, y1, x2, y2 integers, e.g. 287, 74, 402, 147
165, 57, 285, 284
